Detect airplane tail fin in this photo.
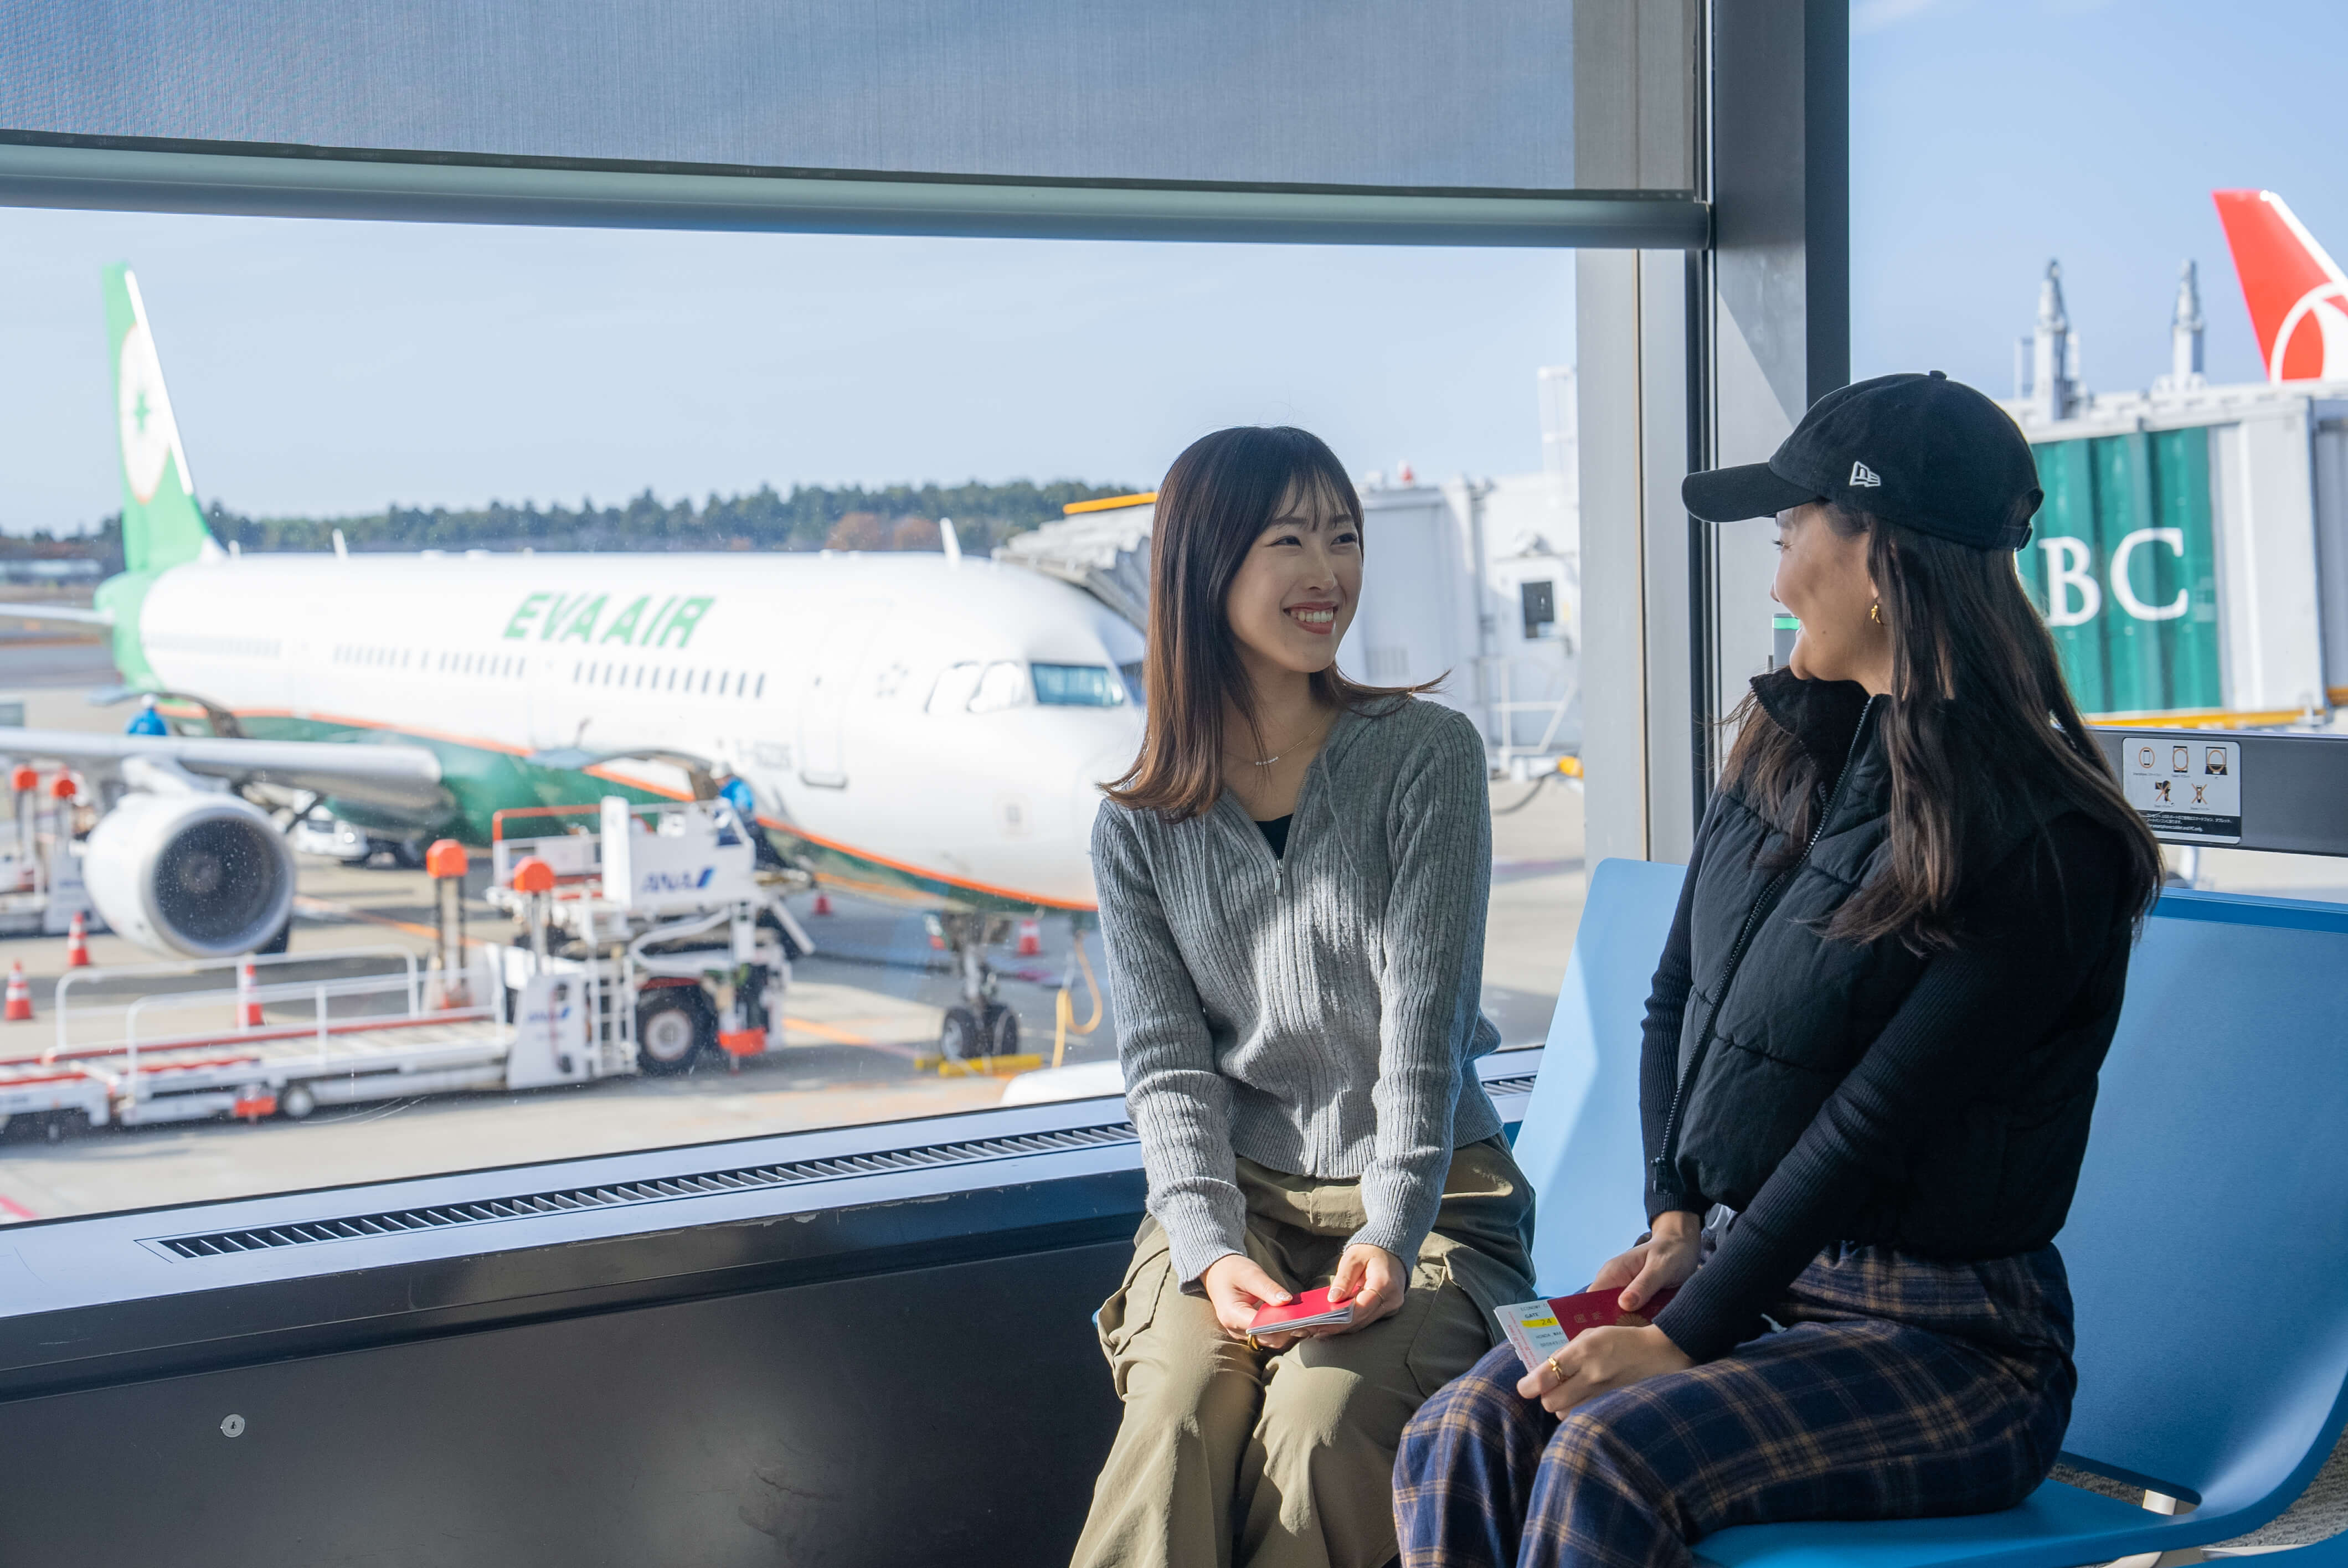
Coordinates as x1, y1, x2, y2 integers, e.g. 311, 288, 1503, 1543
2212, 189, 2348, 383
102, 264, 219, 573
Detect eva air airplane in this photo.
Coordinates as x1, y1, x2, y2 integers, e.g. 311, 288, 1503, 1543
9, 266, 1146, 1010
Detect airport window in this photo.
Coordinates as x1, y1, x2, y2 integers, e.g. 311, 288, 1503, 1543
0, 214, 1578, 1225
1032, 663, 1126, 708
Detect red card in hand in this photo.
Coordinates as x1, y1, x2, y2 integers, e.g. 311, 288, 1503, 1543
1546, 1283, 1678, 1335
1494, 1284, 1681, 1374
1248, 1286, 1355, 1334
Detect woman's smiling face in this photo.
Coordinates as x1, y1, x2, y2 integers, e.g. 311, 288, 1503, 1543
1223, 477, 1363, 679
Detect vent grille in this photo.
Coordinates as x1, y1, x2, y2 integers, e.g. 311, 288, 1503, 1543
150, 1121, 1139, 1260
1482, 1071, 1539, 1098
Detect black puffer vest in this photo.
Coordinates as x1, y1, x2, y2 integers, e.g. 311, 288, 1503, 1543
1653, 669, 2121, 1258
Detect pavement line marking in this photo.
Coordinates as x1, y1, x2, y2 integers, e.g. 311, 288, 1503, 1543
779, 1016, 921, 1059
0, 1194, 36, 1221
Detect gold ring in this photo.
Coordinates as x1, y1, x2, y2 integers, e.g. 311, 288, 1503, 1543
1545, 1353, 1567, 1382
1246, 1333, 1263, 1352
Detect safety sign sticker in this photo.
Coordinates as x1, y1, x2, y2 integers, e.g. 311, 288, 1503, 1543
2119, 736, 2242, 844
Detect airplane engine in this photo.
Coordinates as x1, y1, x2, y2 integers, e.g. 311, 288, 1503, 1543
83, 791, 296, 958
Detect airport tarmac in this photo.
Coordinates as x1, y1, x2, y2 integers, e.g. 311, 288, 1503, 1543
0, 635, 1585, 1221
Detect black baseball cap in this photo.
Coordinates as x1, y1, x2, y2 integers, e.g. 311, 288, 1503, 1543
1680, 372, 2042, 550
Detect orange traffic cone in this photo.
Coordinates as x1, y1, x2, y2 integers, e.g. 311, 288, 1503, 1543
3, 962, 31, 1023
1016, 916, 1043, 958
236, 960, 263, 1028
812, 888, 834, 917
64, 911, 90, 968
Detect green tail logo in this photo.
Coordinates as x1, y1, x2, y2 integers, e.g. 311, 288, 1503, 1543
96, 264, 220, 687
102, 264, 217, 575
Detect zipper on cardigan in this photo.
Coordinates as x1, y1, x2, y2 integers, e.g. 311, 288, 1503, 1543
1237, 715, 1342, 896
1649, 695, 1878, 1203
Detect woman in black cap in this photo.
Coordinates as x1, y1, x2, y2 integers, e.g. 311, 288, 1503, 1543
1392, 372, 2164, 1567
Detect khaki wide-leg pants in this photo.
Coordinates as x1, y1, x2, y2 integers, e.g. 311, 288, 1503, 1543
1070, 1137, 1535, 1568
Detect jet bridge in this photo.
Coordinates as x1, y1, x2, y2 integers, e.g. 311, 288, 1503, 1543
993, 499, 1156, 629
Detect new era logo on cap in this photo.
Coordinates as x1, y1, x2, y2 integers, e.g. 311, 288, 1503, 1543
1849, 461, 1882, 487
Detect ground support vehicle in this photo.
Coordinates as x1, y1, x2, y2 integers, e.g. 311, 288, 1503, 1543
0, 946, 516, 1135
0, 765, 97, 938
485, 796, 813, 1077
0, 798, 815, 1136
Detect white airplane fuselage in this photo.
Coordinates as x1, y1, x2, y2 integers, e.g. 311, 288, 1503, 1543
130, 547, 1147, 910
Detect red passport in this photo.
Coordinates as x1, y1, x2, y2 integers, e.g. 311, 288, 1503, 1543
1494, 1285, 1681, 1373
1248, 1286, 1355, 1334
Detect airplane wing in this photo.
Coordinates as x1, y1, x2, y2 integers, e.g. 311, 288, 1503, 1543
1, 604, 113, 627
0, 728, 449, 815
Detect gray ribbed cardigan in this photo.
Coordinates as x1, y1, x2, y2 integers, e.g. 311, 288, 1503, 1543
1090, 697, 1505, 1287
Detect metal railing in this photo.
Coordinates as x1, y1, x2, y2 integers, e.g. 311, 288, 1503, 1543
34, 947, 507, 1084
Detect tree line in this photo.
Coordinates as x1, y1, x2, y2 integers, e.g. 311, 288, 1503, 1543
43, 478, 1142, 571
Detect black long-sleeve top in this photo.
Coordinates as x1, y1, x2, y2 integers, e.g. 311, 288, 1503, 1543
1640, 807, 2134, 1362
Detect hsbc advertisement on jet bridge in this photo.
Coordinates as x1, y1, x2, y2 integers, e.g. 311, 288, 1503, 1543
2016, 430, 2222, 717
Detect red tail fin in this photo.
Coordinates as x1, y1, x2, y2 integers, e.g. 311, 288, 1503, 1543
2213, 189, 2348, 382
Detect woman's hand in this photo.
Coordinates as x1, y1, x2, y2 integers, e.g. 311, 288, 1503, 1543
1201, 1254, 1299, 1346
1514, 1323, 1693, 1415
1322, 1243, 1405, 1334
1590, 1209, 1703, 1314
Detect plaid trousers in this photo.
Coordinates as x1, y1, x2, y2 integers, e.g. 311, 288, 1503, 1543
1392, 1243, 2077, 1568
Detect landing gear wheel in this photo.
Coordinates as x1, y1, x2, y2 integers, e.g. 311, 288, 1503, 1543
636, 990, 713, 1075
940, 1006, 983, 1062
982, 1004, 1019, 1059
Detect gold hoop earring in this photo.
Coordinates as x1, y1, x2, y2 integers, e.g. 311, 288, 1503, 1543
1870, 602, 1882, 625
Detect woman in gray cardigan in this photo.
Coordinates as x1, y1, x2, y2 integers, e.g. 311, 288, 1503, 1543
1070, 426, 1536, 1568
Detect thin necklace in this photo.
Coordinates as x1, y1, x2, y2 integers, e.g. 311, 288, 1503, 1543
1232, 711, 1328, 769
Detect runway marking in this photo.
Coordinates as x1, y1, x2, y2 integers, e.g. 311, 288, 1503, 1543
0, 1194, 37, 1221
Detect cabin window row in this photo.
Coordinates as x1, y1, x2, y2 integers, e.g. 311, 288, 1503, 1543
323, 646, 768, 698
567, 661, 768, 699
329, 646, 527, 679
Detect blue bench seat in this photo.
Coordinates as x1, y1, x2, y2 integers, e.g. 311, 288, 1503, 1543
1514, 859, 2348, 1568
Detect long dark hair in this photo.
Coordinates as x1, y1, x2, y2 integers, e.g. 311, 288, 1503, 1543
1105, 426, 1432, 821
1722, 504, 2162, 951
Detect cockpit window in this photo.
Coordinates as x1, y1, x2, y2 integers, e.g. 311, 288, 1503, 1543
1118, 661, 1146, 706
1033, 664, 1127, 707
969, 661, 1031, 713
926, 662, 983, 714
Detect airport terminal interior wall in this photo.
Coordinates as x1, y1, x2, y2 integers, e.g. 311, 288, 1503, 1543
2, 2, 1593, 190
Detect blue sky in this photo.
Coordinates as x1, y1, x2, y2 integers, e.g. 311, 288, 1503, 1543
0, 216, 1572, 536
1, 1, 2336, 535
1852, 0, 2348, 393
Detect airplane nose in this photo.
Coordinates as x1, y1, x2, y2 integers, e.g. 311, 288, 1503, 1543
1080, 739, 1138, 793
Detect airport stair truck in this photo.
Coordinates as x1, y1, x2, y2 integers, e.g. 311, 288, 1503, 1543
0, 796, 811, 1136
